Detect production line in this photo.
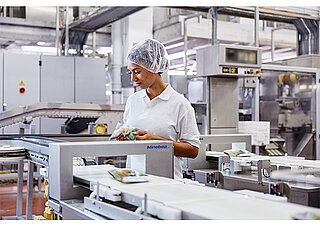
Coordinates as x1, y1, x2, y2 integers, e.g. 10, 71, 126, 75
1, 137, 320, 220
0, 6, 320, 221
187, 135, 320, 208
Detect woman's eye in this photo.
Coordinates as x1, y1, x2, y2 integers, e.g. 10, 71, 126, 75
134, 71, 140, 75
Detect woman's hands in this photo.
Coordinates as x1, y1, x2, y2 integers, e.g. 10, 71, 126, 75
134, 130, 159, 140
115, 130, 158, 141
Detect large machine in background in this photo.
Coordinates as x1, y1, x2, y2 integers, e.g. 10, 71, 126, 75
260, 61, 320, 160
0, 52, 108, 134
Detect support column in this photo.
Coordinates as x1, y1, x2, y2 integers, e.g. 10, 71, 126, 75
65, 6, 69, 56
26, 161, 34, 220
16, 159, 24, 218
111, 20, 122, 104
56, 6, 60, 56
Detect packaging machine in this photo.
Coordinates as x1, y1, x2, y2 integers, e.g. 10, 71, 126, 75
187, 134, 320, 208
2, 136, 320, 219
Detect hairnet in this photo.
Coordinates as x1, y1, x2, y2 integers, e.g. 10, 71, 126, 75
126, 39, 170, 74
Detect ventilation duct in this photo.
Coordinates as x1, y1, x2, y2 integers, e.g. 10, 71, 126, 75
61, 6, 145, 56
293, 18, 318, 55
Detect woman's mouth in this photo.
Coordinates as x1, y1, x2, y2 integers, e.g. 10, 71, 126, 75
134, 82, 142, 86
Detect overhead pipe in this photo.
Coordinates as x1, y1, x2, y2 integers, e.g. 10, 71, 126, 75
110, 20, 122, 104
183, 13, 202, 77
301, 18, 312, 55
55, 6, 60, 56
92, 31, 96, 57
65, 6, 69, 56
210, 7, 218, 45
254, 6, 259, 47
318, 20, 320, 55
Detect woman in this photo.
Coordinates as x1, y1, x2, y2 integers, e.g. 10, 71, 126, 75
117, 39, 200, 179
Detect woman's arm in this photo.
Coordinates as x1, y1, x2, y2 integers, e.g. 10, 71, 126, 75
134, 130, 198, 158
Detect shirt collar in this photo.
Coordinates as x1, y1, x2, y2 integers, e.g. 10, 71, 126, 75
139, 83, 173, 101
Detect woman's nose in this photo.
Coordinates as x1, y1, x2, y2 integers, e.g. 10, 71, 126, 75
131, 74, 137, 82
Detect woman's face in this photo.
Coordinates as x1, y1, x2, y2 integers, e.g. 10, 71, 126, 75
128, 62, 157, 90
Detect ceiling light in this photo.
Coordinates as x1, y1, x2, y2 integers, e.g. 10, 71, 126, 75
21, 46, 57, 54
165, 42, 184, 50
37, 41, 46, 46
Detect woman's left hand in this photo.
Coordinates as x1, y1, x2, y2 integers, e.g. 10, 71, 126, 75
134, 130, 158, 140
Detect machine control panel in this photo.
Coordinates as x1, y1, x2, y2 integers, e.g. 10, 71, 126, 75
196, 44, 262, 77
220, 66, 261, 76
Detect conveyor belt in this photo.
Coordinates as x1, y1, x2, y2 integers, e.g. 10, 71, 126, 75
0, 102, 124, 128
73, 165, 320, 220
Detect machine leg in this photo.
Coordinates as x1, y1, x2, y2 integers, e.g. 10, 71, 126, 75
16, 159, 24, 218
26, 161, 35, 220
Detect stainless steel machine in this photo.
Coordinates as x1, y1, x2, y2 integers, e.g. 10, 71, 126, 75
196, 43, 262, 135
0, 137, 174, 220
2, 136, 320, 220
260, 63, 320, 160
190, 135, 320, 208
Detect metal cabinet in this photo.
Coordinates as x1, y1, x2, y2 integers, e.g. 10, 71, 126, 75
2, 52, 40, 134
75, 57, 107, 104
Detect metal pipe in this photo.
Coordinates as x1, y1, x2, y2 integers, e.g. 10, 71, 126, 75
65, 6, 69, 56
316, 68, 320, 160
254, 6, 259, 47
211, 7, 218, 45
111, 20, 122, 104
55, 6, 60, 56
3, 6, 6, 17
300, 18, 311, 55
93, 31, 96, 57
318, 20, 320, 55
183, 13, 202, 77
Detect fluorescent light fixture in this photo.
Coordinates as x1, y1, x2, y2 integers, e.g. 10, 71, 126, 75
37, 41, 46, 46
97, 47, 112, 55
299, 85, 307, 90
168, 50, 196, 61
21, 46, 57, 54
165, 42, 184, 50
168, 70, 195, 76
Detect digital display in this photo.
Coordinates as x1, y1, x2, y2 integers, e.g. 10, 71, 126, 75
222, 67, 238, 74
225, 48, 257, 65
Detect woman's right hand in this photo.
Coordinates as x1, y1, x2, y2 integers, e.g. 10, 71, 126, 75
116, 133, 127, 141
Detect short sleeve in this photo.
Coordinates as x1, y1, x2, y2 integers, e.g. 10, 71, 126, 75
178, 107, 200, 148
123, 96, 131, 127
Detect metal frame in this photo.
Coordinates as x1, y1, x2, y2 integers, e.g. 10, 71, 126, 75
48, 140, 174, 201
186, 134, 252, 170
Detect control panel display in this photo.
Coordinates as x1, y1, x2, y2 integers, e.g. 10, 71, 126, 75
225, 48, 257, 65
222, 67, 238, 74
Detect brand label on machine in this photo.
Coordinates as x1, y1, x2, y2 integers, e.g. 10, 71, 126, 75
147, 145, 168, 150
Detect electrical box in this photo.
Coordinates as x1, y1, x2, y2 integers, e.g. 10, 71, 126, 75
243, 77, 257, 88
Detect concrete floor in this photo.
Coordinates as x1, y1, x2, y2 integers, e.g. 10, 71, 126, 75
0, 183, 47, 220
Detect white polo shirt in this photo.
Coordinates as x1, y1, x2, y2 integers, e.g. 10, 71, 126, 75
123, 84, 200, 179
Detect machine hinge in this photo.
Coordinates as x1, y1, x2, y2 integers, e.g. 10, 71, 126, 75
39, 60, 42, 66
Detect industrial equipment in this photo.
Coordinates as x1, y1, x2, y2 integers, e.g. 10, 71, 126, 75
190, 135, 320, 208
260, 63, 320, 159
0, 102, 125, 135
0, 137, 174, 220
196, 43, 262, 135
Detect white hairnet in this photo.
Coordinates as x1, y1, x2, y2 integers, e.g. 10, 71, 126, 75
126, 39, 170, 74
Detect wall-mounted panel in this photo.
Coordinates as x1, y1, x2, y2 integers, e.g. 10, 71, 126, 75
75, 57, 107, 104
3, 52, 40, 134
40, 55, 75, 133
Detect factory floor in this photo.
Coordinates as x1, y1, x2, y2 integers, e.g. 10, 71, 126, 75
0, 183, 47, 220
